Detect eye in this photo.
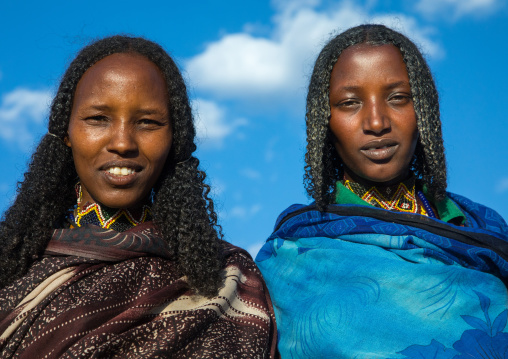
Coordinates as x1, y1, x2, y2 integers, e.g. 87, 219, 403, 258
336, 99, 361, 109
84, 115, 109, 124
138, 118, 167, 128
388, 93, 412, 105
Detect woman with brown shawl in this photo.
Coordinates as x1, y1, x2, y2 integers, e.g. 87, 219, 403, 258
0, 36, 277, 358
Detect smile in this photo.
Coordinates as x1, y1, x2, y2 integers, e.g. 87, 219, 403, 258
102, 165, 140, 187
106, 167, 136, 176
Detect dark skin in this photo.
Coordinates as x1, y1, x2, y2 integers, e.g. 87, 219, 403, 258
329, 44, 419, 188
65, 53, 173, 209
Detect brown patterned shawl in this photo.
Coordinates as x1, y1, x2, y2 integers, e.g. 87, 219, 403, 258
0, 222, 278, 358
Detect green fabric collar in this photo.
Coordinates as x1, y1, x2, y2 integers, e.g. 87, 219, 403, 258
421, 184, 465, 224
334, 181, 465, 224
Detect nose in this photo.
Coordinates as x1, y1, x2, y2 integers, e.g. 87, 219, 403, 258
363, 99, 391, 135
106, 121, 138, 156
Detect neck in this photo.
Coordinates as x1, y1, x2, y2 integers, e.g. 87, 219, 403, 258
73, 201, 152, 232
343, 168, 410, 188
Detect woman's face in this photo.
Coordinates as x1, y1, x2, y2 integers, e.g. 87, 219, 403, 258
65, 53, 172, 209
328, 43, 418, 185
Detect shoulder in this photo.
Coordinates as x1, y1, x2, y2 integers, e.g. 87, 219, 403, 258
447, 192, 508, 234
271, 196, 508, 237
221, 241, 264, 274
272, 204, 311, 229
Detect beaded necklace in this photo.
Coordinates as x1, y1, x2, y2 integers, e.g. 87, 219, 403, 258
416, 190, 437, 218
342, 178, 436, 218
69, 184, 153, 232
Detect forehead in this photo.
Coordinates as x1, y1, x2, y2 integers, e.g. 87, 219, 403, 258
331, 44, 408, 82
75, 53, 166, 94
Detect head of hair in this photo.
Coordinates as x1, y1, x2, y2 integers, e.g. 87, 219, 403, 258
0, 35, 223, 296
305, 24, 446, 210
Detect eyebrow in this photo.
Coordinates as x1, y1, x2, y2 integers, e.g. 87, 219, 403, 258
385, 81, 410, 90
338, 81, 410, 92
88, 105, 111, 112
135, 108, 167, 116
87, 105, 167, 115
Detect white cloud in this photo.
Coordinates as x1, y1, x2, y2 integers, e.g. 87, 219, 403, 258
230, 206, 248, 218
187, 34, 288, 97
415, 0, 502, 19
229, 204, 262, 219
271, 0, 321, 12
186, 1, 441, 99
240, 168, 262, 180
0, 88, 52, 150
496, 178, 508, 194
370, 15, 441, 57
191, 98, 247, 147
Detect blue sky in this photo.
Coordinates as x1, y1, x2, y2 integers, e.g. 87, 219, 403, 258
1, 0, 507, 255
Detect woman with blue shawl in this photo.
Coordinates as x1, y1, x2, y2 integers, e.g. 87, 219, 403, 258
256, 24, 508, 358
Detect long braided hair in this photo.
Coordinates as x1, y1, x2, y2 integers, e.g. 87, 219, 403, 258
305, 24, 447, 210
0, 35, 223, 297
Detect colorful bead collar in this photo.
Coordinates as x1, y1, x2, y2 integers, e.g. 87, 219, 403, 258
69, 183, 153, 232
71, 202, 153, 232
342, 178, 436, 218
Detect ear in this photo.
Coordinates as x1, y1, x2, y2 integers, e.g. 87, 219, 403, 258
64, 135, 71, 148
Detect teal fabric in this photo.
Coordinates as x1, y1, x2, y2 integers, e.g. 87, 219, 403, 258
256, 193, 508, 358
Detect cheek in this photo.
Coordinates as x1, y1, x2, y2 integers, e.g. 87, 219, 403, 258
406, 120, 419, 152
145, 137, 172, 172
69, 134, 99, 167
71, 147, 95, 186
67, 120, 98, 157
330, 123, 355, 158
329, 112, 355, 141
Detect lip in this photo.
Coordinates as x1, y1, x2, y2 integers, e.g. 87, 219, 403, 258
360, 139, 399, 161
99, 160, 144, 186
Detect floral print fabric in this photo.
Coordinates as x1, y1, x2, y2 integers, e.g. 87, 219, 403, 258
256, 193, 508, 358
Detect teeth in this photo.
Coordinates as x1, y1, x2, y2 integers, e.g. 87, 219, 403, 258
107, 167, 135, 176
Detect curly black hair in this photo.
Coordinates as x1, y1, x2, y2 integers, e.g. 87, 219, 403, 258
0, 35, 224, 297
305, 24, 447, 210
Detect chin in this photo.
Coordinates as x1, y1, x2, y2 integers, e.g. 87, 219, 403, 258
368, 174, 407, 186
357, 170, 406, 186
93, 196, 146, 210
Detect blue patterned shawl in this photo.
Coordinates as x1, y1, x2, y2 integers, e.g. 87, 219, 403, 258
256, 193, 508, 358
